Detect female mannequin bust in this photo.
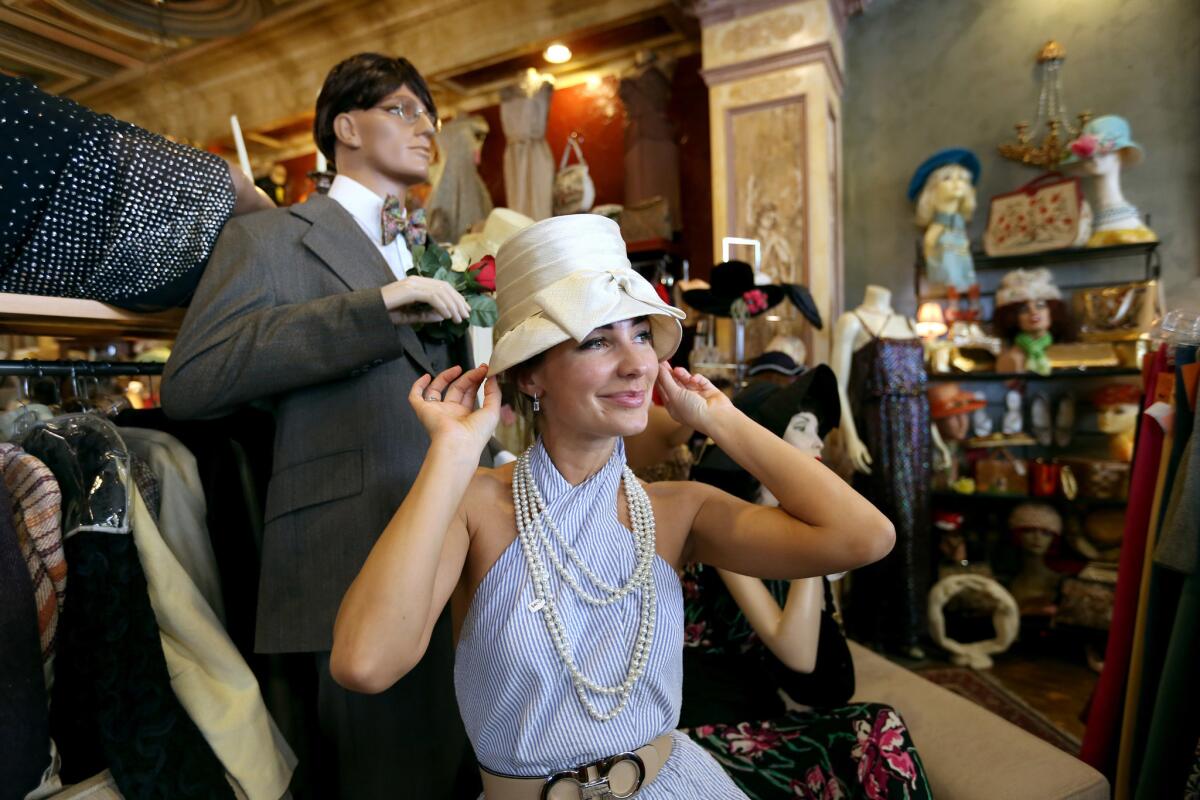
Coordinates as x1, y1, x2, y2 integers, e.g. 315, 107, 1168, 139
1061, 115, 1156, 247
831, 285, 920, 473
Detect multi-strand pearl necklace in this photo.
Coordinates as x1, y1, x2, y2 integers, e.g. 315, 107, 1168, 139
512, 446, 658, 722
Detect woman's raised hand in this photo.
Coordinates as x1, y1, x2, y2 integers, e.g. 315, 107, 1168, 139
654, 362, 735, 434
408, 364, 500, 448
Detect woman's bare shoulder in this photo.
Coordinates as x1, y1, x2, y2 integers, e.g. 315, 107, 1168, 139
462, 461, 515, 517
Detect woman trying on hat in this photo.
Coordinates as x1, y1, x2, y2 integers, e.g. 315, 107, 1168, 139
330, 215, 895, 799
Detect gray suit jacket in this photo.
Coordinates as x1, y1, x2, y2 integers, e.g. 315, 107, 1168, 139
163, 193, 470, 653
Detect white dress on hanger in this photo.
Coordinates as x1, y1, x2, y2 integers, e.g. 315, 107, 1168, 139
500, 81, 554, 221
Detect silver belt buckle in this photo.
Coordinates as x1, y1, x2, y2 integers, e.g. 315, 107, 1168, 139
541, 751, 646, 800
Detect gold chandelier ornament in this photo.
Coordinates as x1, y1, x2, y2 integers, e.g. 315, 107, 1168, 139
998, 41, 1092, 169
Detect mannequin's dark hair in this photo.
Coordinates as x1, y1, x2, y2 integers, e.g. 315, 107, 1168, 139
992, 299, 1072, 341
314, 53, 437, 168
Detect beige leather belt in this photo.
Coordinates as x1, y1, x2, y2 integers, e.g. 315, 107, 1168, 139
480, 733, 673, 800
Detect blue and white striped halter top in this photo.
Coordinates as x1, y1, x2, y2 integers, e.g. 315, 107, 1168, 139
454, 438, 746, 797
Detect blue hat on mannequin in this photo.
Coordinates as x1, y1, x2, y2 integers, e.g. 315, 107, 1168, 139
907, 148, 981, 201
1061, 115, 1144, 166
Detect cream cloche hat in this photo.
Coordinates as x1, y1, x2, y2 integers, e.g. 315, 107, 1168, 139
995, 268, 1062, 308
489, 214, 685, 375
451, 208, 536, 265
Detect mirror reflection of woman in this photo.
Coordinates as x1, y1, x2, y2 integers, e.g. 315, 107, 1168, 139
331, 215, 896, 798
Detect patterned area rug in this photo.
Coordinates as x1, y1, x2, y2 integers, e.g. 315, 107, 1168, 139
916, 666, 1082, 755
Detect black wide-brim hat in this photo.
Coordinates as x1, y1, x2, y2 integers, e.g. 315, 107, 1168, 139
690, 364, 840, 497
682, 260, 785, 317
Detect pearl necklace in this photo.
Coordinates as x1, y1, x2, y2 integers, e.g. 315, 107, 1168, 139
512, 446, 658, 722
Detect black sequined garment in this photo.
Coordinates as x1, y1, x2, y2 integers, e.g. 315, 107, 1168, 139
0, 76, 235, 311
845, 316, 932, 651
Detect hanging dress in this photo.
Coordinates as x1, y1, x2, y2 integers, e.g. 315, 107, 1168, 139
619, 66, 681, 230
500, 82, 554, 221
428, 115, 493, 242
0, 76, 236, 311
454, 438, 746, 797
844, 315, 932, 652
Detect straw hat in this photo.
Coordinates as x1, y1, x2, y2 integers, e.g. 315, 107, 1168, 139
452, 208, 536, 265
489, 214, 685, 375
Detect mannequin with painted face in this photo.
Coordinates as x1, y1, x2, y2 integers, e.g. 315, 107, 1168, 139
1061, 115, 1156, 247
993, 269, 1069, 376
1009, 503, 1063, 614
1093, 383, 1142, 461
909, 149, 982, 321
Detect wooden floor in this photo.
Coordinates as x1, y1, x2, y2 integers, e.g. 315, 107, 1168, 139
988, 653, 1097, 741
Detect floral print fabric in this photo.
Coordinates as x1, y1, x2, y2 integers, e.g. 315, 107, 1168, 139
684, 706, 930, 800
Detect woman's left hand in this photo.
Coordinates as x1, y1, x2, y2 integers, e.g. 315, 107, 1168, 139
654, 362, 735, 434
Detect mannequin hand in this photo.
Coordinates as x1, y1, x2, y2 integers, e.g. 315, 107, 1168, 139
654, 363, 734, 434
383, 277, 471, 326
408, 365, 500, 449
846, 435, 873, 475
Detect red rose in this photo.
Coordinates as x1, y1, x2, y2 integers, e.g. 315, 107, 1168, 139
468, 255, 496, 292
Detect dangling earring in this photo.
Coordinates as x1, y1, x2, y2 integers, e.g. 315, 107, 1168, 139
532, 394, 541, 413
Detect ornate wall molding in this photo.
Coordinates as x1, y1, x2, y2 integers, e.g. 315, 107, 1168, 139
700, 40, 843, 95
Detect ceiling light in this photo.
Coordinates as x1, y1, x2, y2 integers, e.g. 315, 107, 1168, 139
543, 43, 572, 64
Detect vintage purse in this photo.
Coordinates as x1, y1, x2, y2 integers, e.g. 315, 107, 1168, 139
552, 136, 595, 216
619, 195, 672, 243
974, 449, 1029, 495
1055, 564, 1118, 630
983, 173, 1093, 256
1060, 458, 1130, 500
1046, 342, 1120, 369
1072, 280, 1163, 342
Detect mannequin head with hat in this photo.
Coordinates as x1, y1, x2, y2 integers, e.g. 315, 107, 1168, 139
1061, 115, 1156, 246
314, 53, 439, 199
994, 269, 1071, 375
911, 148, 982, 320
1093, 382, 1141, 461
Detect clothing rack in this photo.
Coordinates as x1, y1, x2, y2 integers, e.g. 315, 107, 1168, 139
0, 359, 165, 377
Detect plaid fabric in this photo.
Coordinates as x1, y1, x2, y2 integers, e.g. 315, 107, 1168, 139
0, 443, 65, 682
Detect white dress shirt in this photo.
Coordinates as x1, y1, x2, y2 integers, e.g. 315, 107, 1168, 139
327, 174, 413, 282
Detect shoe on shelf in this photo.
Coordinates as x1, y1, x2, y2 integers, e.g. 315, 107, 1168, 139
1031, 393, 1052, 446
1055, 394, 1076, 448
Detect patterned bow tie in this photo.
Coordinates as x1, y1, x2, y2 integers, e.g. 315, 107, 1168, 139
381, 197, 428, 248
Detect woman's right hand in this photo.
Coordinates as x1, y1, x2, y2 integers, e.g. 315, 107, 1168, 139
408, 364, 500, 448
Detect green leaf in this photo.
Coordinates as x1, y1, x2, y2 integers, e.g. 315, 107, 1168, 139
468, 293, 498, 328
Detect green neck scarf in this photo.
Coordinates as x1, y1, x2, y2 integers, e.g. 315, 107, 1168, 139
1015, 331, 1054, 375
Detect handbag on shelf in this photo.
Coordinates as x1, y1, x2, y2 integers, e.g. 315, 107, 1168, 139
974, 448, 1029, 495
619, 196, 672, 243
552, 135, 595, 216
983, 173, 1092, 257
1060, 458, 1130, 500
1072, 280, 1163, 342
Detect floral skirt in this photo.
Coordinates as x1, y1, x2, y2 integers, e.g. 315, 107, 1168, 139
683, 703, 932, 800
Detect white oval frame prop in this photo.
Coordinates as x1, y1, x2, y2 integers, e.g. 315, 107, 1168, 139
927, 574, 1021, 670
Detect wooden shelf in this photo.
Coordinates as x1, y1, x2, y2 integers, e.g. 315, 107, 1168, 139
0, 293, 183, 337
928, 367, 1141, 382
931, 489, 1126, 506
970, 241, 1158, 271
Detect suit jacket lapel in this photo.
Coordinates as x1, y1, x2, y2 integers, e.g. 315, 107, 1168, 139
291, 195, 435, 375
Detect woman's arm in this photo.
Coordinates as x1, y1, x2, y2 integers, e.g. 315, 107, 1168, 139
718, 572, 823, 672
331, 365, 499, 693
656, 363, 894, 579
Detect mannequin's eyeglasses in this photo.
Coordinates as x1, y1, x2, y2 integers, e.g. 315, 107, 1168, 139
374, 99, 441, 131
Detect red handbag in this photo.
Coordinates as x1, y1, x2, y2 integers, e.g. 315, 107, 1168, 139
983, 173, 1092, 256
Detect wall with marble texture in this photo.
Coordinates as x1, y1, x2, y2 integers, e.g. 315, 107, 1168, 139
842, 0, 1200, 316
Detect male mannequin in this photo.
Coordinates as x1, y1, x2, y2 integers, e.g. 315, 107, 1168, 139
162, 54, 477, 799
